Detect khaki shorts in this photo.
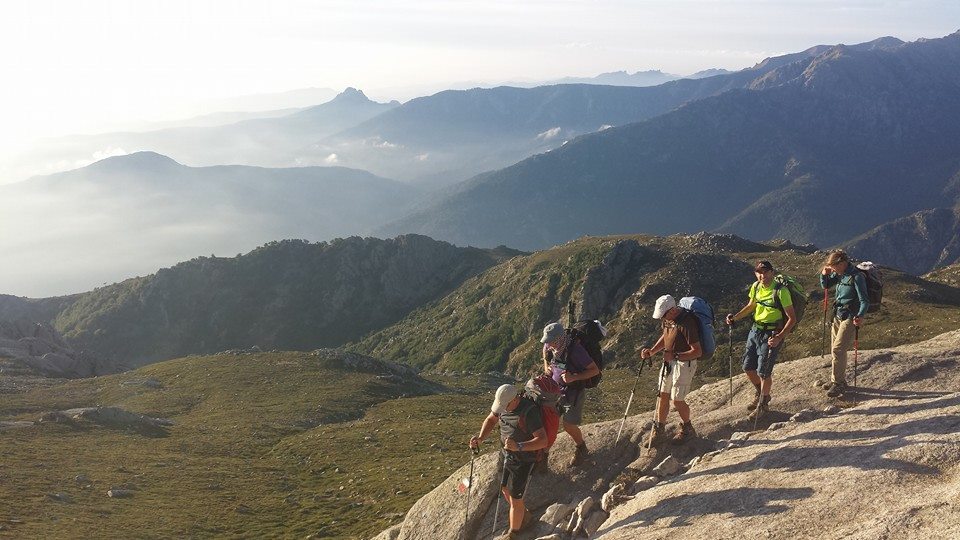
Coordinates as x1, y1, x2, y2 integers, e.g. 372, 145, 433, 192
657, 359, 698, 401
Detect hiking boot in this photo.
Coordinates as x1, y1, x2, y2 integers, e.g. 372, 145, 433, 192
494, 531, 519, 540
746, 387, 762, 411
569, 443, 588, 467
748, 395, 771, 421
670, 421, 696, 445
646, 421, 664, 447
826, 382, 847, 398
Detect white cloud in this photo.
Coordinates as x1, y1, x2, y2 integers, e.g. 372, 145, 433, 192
415, 153, 429, 161
324, 153, 339, 164
367, 136, 402, 149
598, 124, 613, 131
536, 127, 562, 141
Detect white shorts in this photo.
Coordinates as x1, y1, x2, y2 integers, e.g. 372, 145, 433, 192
657, 359, 698, 401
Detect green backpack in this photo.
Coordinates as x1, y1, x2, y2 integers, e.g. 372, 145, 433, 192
752, 274, 807, 325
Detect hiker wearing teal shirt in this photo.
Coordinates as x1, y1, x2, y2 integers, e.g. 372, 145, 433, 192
820, 249, 869, 397
726, 260, 797, 420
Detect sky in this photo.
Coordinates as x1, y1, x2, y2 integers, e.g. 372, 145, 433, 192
1, 0, 958, 160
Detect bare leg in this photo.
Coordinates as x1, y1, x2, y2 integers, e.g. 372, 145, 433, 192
673, 400, 691, 423
563, 422, 584, 445
656, 392, 670, 423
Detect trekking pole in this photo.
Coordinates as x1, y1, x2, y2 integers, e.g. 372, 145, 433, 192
615, 356, 647, 444
646, 362, 667, 452
491, 449, 508, 537
728, 323, 734, 407
462, 445, 479, 540
821, 288, 828, 358
853, 326, 859, 405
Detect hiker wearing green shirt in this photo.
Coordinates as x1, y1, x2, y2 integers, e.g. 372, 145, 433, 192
820, 250, 869, 397
726, 260, 797, 420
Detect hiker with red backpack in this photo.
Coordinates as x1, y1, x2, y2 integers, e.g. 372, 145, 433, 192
820, 250, 870, 398
640, 294, 703, 445
469, 384, 548, 538
541, 321, 600, 467
725, 260, 798, 421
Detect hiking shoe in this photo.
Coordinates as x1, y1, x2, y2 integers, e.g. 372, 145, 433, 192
748, 396, 771, 421
826, 382, 847, 398
670, 422, 696, 445
646, 421, 665, 447
569, 443, 588, 467
494, 531, 519, 540
746, 389, 762, 411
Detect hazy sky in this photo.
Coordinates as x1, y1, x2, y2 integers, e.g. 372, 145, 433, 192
1, 1, 958, 162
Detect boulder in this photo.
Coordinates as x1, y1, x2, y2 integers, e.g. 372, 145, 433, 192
540, 502, 575, 527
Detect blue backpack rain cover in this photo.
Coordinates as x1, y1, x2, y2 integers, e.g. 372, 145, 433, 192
678, 296, 717, 361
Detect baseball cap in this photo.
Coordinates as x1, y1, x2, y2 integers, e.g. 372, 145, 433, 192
540, 322, 565, 344
652, 294, 676, 319
491, 384, 519, 414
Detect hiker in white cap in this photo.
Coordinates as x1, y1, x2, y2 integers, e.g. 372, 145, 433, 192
469, 384, 546, 538
640, 294, 703, 445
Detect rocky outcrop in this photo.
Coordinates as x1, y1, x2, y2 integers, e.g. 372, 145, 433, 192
847, 207, 960, 275
0, 320, 109, 377
578, 240, 651, 321
372, 328, 960, 539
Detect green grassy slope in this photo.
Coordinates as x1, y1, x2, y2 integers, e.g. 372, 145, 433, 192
353, 234, 960, 379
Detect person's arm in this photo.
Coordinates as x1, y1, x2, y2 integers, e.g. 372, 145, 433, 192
542, 346, 552, 376
640, 333, 666, 359
727, 300, 757, 325
769, 304, 796, 348
561, 361, 599, 384
676, 341, 701, 362
853, 271, 869, 321
503, 427, 548, 452
820, 269, 837, 289
469, 413, 499, 449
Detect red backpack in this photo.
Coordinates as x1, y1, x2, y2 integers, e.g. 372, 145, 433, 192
519, 374, 562, 451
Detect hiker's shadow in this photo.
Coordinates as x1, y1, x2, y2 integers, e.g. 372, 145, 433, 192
841, 392, 960, 417
694, 413, 960, 479
605, 486, 813, 531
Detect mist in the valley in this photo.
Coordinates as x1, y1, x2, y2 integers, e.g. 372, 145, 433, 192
0, 153, 420, 298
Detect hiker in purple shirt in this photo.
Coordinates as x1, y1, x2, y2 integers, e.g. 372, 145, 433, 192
541, 322, 599, 467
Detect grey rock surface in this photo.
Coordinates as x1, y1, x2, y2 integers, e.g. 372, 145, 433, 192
373, 329, 960, 540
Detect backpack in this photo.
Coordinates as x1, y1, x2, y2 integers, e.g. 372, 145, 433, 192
677, 296, 717, 361
751, 274, 808, 325
520, 374, 562, 451
565, 320, 606, 388
856, 262, 883, 313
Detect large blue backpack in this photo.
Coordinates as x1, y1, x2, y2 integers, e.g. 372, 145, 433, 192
677, 296, 717, 361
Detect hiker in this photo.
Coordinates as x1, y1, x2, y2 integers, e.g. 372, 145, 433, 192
725, 260, 797, 419
640, 294, 702, 444
469, 384, 546, 538
541, 322, 600, 466
820, 249, 869, 397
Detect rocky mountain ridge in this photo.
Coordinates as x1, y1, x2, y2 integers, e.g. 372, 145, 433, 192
847, 206, 960, 275
0, 235, 519, 373
377, 31, 960, 251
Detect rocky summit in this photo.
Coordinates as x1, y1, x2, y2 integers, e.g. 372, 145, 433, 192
374, 328, 960, 540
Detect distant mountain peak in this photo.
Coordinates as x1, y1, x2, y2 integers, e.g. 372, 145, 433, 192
89, 151, 182, 171
332, 87, 372, 104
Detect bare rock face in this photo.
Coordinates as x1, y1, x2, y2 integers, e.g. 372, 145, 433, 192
373, 329, 960, 540
0, 320, 109, 377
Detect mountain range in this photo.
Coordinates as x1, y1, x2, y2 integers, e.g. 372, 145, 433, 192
376, 32, 960, 253
2, 88, 397, 181
0, 152, 421, 296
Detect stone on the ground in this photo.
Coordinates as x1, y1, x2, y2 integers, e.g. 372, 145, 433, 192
652, 456, 680, 477
541, 502, 575, 527
601, 483, 628, 512
107, 489, 133, 498
631, 476, 659, 494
